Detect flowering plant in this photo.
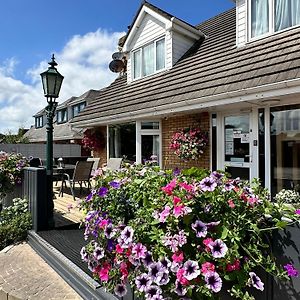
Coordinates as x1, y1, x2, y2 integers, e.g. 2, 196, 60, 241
82, 129, 105, 151
170, 127, 208, 160
0, 152, 29, 199
275, 189, 300, 204
80, 165, 300, 300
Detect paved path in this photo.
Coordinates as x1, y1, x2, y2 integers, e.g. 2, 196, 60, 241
0, 243, 82, 300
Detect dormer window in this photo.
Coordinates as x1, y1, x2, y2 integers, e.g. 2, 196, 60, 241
57, 108, 68, 124
35, 116, 43, 128
132, 37, 165, 79
72, 102, 86, 117
250, 0, 300, 38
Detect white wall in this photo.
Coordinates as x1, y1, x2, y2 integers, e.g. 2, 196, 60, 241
172, 32, 194, 64
236, 0, 247, 47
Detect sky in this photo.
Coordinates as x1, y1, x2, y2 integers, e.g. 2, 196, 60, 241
0, 0, 234, 133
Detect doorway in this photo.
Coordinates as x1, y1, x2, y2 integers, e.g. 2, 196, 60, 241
217, 112, 258, 180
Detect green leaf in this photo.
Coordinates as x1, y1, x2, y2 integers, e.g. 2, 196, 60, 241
221, 226, 229, 239
275, 220, 288, 229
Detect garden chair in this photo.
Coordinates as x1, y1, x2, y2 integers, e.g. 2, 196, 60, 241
59, 160, 94, 200
106, 158, 123, 171
87, 157, 100, 173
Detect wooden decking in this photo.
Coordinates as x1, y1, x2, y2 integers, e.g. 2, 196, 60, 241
52, 181, 89, 227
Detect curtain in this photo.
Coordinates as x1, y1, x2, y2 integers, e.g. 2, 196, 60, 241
143, 43, 154, 76
133, 50, 141, 79
251, 0, 269, 37
276, 0, 300, 31
156, 39, 165, 71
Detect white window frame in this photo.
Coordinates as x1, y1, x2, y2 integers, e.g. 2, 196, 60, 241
136, 120, 162, 168
35, 116, 43, 128
248, 0, 300, 41
132, 37, 166, 80
57, 108, 68, 124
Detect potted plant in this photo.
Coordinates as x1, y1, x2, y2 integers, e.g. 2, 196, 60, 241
170, 127, 208, 161
80, 165, 300, 300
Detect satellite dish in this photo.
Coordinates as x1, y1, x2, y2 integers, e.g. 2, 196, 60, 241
112, 52, 124, 60
109, 59, 125, 73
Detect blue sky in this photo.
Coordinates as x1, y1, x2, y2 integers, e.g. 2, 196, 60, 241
0, 0, 234, 133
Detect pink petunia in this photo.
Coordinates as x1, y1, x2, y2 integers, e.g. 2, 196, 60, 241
162, 179, 177, 195
173, 196, 182, 206
295, 209, 300, 215
98, 263, 111, 282
159, 205, 171, 223
228, 199, 235, 208
99, 219, 109, 229
116, 244, 124, 254
172, 251, 184, 263
176, 268, 189, 285
201, 262, 215, 274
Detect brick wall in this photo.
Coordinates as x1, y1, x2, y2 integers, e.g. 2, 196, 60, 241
162, 112, 210, 170
92, 126, 107, 166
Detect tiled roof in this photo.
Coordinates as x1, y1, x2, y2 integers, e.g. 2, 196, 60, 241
71, 8, 300, 127
24, 122, 84, 143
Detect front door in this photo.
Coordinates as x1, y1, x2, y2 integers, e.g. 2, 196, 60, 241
218, 112, 258, 180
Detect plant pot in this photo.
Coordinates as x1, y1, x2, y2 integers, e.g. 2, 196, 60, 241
1, 184, 23, 208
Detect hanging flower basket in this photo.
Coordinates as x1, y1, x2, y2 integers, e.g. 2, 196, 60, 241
170, 127, 208, 161
82, 129, 105, 151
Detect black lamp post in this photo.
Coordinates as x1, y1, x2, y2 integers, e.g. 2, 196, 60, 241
40, 54, 64, 229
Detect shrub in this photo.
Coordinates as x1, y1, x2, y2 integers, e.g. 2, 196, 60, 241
80, 165, 300, 300
0, 198, 32, 250
0, 151, 29, 199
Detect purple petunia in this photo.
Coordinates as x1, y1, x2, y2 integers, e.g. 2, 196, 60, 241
97, 187, 108, 197
145, 285, 162, 300
143, 252, 154, 267
80, 246, 89, 262
93, 246, 104, 260
109, 181, 121, 189
118, 226, 134, 248
174, 280, 187, 296
104, 223, 115, 239
183, 260, 200, 280
191, 220, 207, 238
135, 273, 153, 292
209, 239, 228, 258
199, 176, 217, 192
204, 271, 222, 293
114, 283, 127, 297
156, 270, 170, 286
249, 272, 264, 291
132, 243, 147, 259
148, 262, 165, 283
284, 264, 299, 277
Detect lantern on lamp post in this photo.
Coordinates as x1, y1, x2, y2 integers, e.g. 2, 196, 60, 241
40, 54, 64, 228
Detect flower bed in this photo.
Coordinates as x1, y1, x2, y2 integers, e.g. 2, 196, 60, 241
80, 165, 300, 300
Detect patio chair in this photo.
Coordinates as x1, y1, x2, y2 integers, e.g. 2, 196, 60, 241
87, 157, 101, 173
59, 160, 94, 200
106, 158, 123, 171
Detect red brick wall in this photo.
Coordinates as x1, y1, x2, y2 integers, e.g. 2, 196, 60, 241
91, 126, 107, 166
162, 112, 210, 170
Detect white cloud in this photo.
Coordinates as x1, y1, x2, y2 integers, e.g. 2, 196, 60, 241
0, 29, 125, 133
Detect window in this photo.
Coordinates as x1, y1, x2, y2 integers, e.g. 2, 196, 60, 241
250, 0, 300, 38
133, 38, 165, 79
72, 102, 86, 117
35, 116, 43, 128
109, 123, 136, 162
57, 108, 67, 123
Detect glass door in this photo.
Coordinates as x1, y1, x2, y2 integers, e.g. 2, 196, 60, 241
219, 113, 255, 180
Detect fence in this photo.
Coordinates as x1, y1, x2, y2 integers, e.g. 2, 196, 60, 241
0, 143, 81, 159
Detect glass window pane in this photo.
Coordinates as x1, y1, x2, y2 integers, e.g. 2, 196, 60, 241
109, 123, 136, 162
224, 115, 250, 163
141, 135, 159, 164
143, 43, 154, 76
270, 105, 300, 196
141, 122, 159, 130
156, 39, 165, 71
275, 0, 300, 31
73, 105, 79, 117
251, 0, 269, 37
133, 50, 141, 79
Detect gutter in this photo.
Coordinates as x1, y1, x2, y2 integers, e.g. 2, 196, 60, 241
72, 78, 300, 128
